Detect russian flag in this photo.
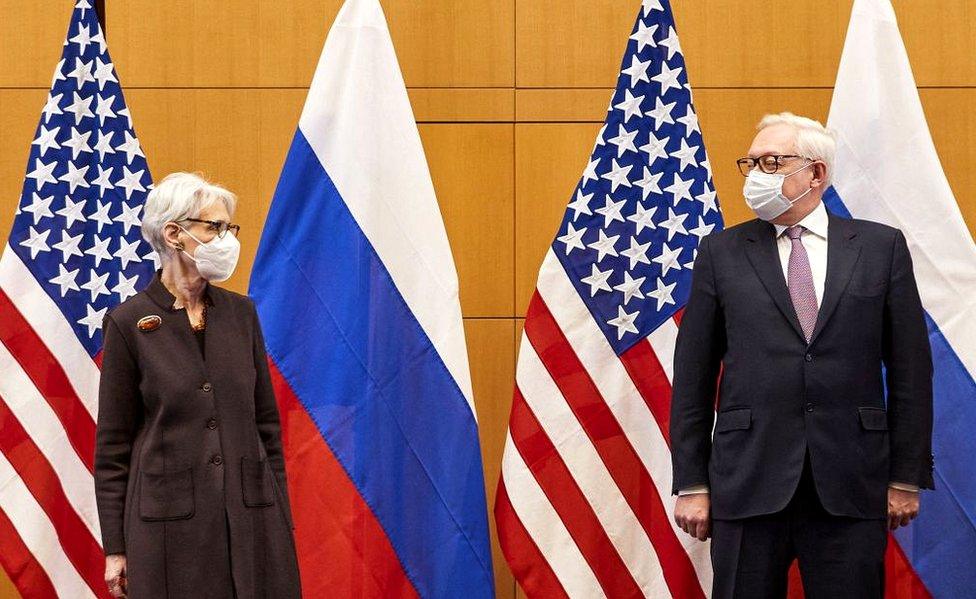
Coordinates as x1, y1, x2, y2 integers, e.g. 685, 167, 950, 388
824, 0, 976, 596
248, 0, 495, 596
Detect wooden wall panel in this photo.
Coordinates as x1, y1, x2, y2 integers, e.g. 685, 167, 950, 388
408, 89, 515, 122
512, 88, 976, 240
691, 89, 832, 227
516, 0, 976, 88
0, 3, 69, 87
922, 89, 976, 238
893, 0, 976, 87
420, 124, 515, 316
107, 1, 338, 88
107, 0, 515, 88
464, 318, 517, 598
123, 89, 517, 312
121, 89, 305, 294
0, 2, 973, 598
514, 123, 599, 315
0, 573, 15, 599
0, 90, 49, 246
515, 88, 611, 122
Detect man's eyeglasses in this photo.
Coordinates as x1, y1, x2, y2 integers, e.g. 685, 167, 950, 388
736, 154, 810, 176
180, 218, 241, 239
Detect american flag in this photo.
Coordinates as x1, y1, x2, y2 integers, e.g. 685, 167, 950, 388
495, 0, 723, 596
0, 2, 155, 597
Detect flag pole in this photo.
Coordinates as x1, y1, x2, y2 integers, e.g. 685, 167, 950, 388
95, 0, 106, 33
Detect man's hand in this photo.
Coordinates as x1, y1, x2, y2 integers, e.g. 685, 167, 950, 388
674, 493, 711, 541
887, 487, 920, 530
104, 553, 127, 598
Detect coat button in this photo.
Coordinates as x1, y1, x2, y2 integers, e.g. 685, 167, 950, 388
804, 353, 813, 362
206, 418, 217, 430
805, 403, 815, 412
212, 454, 223, 465
202, 382, 213, 392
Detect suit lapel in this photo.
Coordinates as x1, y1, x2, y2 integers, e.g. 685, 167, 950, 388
808, 213, 861, 346
743, 219, 807, 343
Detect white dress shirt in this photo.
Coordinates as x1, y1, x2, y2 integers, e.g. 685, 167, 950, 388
678, 201, 918, 496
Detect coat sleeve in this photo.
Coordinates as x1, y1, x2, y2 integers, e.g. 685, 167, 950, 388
669, 234, 725, 494
883, 230, 935, 489
94, 314, 142, 555
249, 300, 295, 529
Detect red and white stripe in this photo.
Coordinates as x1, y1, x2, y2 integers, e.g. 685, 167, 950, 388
497, 250, 712, 598
0, 247, 109, 598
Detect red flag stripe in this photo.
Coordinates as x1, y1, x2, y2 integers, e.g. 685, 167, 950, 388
0, 290, 96, 472
619, 339, 673, 448
534, 251, 713, 586
523, 292, 706, 599
0, 508, 59, 599
785, 535, 932, 599
268, 360, 420, 599
0, 393, 107, 598
0, 251, 100, 409
885, 534, 933, 598
494, 479, 570, 599
508, 387, 643, 597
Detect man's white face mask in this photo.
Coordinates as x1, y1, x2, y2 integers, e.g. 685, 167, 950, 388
742, 161, 817, 221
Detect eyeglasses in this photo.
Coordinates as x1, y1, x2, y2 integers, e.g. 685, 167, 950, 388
180, 218, 241, 238
735, 154, 810, 176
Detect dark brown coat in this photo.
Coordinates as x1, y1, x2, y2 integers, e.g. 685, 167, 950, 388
94, 271, 301, 598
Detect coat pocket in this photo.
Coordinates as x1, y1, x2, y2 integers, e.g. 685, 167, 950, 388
139, 467, 194, 521
858, 407, 889, 431
715, 407, 752, 433
241, 457, 275, 507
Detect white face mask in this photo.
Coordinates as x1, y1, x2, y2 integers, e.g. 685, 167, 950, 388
742, 161, 816, 221
177, 226, 241, 283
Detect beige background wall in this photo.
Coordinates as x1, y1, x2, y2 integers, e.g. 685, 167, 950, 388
0, 1, 973, 597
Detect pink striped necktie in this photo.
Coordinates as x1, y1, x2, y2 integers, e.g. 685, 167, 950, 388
786, 225, 819, 343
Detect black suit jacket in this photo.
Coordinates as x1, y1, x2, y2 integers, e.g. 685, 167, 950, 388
94, 271, 301, 598
670, 211, 934, 520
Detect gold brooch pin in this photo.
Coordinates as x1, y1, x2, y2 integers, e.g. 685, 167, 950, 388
137, 315, 162, 332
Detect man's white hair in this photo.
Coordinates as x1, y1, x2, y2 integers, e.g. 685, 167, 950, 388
757, 112, 836, 186
141, 172, 238, 259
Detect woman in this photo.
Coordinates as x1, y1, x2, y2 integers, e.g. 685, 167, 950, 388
94, 172, 301, 598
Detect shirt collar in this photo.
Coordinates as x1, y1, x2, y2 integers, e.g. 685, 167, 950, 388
774, 200, 828, 240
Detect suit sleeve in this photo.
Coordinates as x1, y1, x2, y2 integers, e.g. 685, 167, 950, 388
670, 234, 726, 494
249, 300, 295, 529
94, 314, 142, 555
883, 230, 935, 489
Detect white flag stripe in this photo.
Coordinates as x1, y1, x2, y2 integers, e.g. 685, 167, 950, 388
828, 0, 976, 375
297, 0, 475, 415
0, 342, 101, 540
500, 433, 607, 599
0, 247, 100, 418
516, 334, 668, 596
536, 250, 714, 587
0, 451, 97, 599
647, 317, 679, 383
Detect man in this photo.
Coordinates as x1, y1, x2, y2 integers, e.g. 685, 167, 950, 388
670, 112, 934, 598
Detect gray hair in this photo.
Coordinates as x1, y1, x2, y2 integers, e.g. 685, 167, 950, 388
141, 172, 238, 258
757, 112, 836, 186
